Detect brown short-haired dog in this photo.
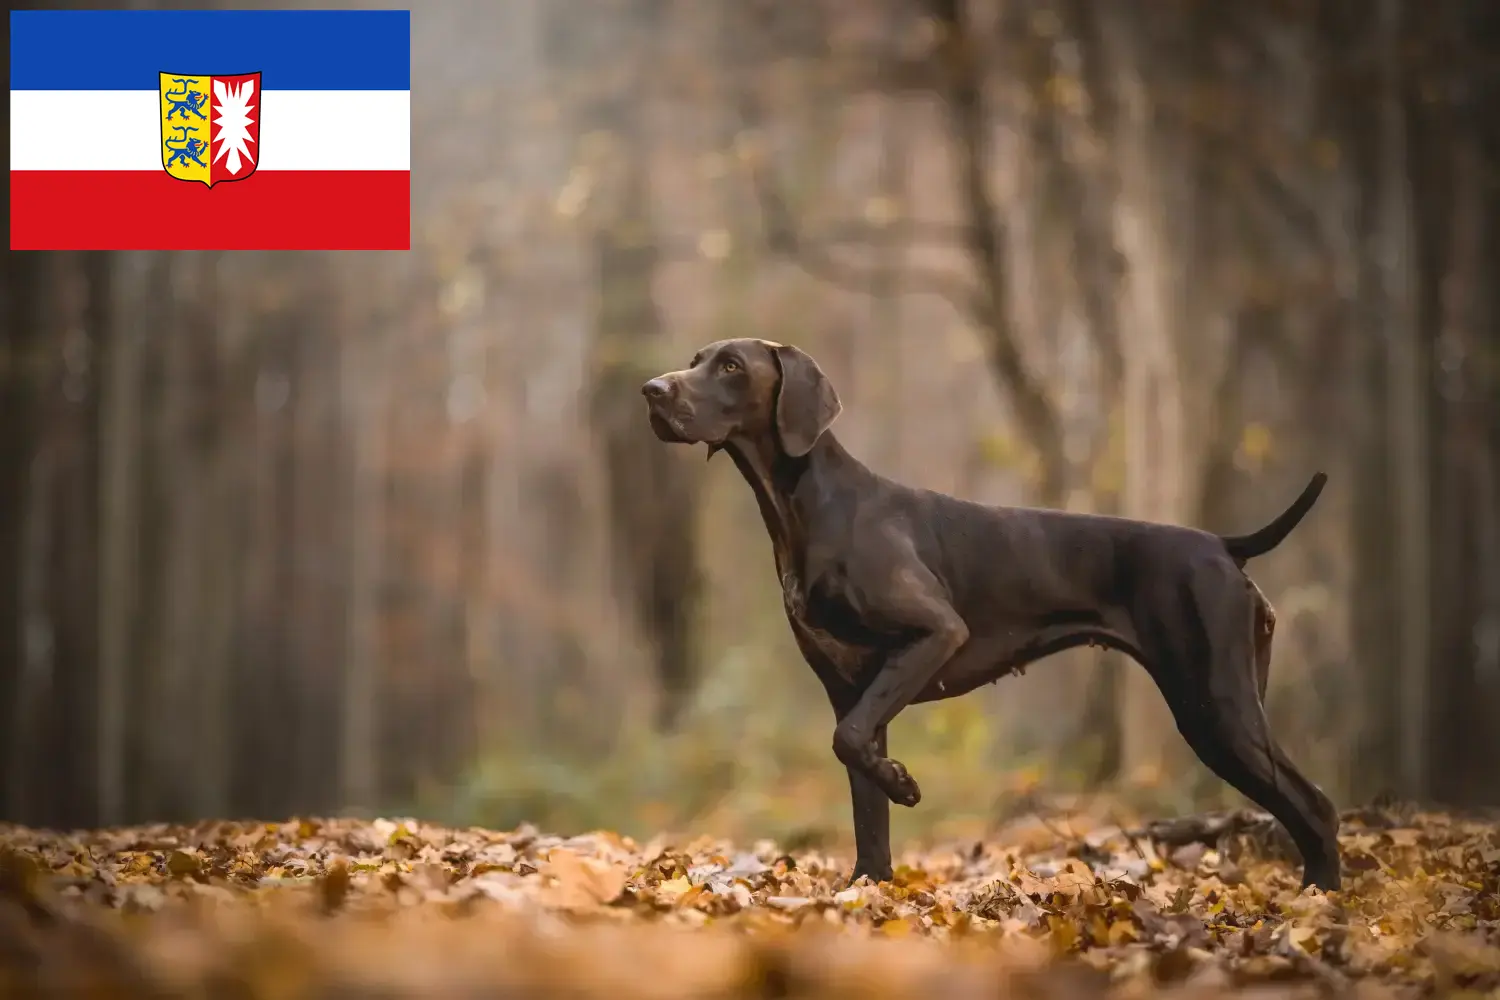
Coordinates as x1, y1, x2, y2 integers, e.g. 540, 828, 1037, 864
642, 339, 1339, 891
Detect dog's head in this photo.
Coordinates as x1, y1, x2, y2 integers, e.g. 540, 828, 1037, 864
641, 338, 841, 458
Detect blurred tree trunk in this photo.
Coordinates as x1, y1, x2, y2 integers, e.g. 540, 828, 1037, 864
190, 253, 230, 821
128, 256, 168, 821
11, 343, 55, 823
234, 277, 303, 819
1418, 0, 1500, 806
97, 255, 143, 826
1098, 10, 1192, 787
144, 254, 206, 821
339, 313, 387, 813
1338, 22, 1403, 800
1426, 128, 1500, 805
0, 253, 106, 826
1047, 0, 1125, 446
589, 165, 705, 732
555, 0, 706, 732
64, 254, 108, 828
1341, 0, 1500, 805
1377, 0, 1432, 800
287, 275, 344, 814
871, 22, 910, 466
1040, 0, 1128, 779
0, 252, 45, 822
927, 0, 1069, 507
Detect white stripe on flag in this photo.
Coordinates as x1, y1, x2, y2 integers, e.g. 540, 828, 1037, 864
10, 90, 410, 171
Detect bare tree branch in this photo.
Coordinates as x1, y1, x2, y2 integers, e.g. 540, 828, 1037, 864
1055, 0, 1127, 397
806, 216, 979, 250
729, 82, 986, 326
728, 0, 1070, 502
645, 219, 980, 269
924, 0, 1066, 502
705, 2, 977, 309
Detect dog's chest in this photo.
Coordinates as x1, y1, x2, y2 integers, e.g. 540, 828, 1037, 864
780, 569, 880, 684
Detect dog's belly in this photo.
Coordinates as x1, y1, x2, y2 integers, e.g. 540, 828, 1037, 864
781, 569, 1143, 702
914, 617, 1141, 703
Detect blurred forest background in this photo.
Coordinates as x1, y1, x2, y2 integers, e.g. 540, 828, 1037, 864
3, 0, 1498, 848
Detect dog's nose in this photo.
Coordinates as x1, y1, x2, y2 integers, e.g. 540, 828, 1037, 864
641, 378, 673, 401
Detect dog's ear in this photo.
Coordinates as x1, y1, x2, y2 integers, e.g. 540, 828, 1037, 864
772, 344, 841, 457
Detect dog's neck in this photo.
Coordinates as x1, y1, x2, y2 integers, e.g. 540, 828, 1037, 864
723, 431, 862, 582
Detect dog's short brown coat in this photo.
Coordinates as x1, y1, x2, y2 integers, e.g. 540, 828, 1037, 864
643, 339, 1339, 890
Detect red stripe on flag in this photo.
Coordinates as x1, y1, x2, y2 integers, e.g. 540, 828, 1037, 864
10, 170, 410, 250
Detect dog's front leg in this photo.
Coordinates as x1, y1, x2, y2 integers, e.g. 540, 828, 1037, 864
832, 573, 968, 807
845, 724, 892, 885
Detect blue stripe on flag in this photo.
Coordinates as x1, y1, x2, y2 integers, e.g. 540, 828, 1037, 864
10, 9, 410, 91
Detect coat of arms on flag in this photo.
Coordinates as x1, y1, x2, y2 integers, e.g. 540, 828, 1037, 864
159, 73, 261, 187
10, 9, 410, 250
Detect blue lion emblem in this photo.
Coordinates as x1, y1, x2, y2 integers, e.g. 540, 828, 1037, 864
163, 78, 208, 120
164, 125, 207, 169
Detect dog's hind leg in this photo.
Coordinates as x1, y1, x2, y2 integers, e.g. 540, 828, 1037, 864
1140, 564, 1341, 890
1176, 697, 1340, 890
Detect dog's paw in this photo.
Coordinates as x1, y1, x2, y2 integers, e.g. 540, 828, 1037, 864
878, 758, 921, 807
847, 863, 893, 887
1300, 864, 1342, 893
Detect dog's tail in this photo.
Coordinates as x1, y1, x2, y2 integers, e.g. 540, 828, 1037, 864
1219, 472, 1328, 565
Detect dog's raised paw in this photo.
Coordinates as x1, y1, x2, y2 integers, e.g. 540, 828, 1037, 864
878, 758, 922, 807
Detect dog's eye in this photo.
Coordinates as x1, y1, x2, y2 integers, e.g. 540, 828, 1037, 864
719, 359, 740, 374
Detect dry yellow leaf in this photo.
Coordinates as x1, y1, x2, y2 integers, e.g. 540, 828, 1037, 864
1286, 924, 1321, 954
1045, 914, 1080, 956
166, 849, 202, 878
675, 884, 708, 909
544, 848, 628, 909
1107, 917, 1140, 946
655, 875, 693, 901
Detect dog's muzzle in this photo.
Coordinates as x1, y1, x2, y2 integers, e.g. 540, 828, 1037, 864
642, 377, 692, 442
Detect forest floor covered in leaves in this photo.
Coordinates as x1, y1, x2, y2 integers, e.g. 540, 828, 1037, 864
2, 805, 1498, 999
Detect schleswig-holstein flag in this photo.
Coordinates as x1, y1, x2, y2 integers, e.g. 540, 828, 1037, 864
10, 9, 410, 250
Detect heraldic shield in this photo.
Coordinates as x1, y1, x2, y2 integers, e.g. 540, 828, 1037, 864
159, 72, 261, 187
